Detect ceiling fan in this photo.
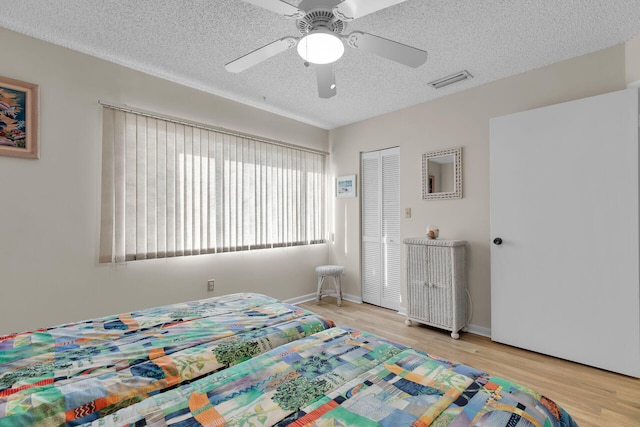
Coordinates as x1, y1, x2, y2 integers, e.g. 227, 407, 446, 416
225, 0, 428, 98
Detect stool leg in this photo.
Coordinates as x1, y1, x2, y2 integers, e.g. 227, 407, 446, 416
316, 275, 325, 303
334, 276, 342, 306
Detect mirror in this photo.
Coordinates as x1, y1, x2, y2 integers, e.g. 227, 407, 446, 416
422, 147, 462, 200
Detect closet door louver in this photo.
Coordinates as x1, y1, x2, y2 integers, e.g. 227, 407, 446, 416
361, 151, 381, 306
361, 147, 400, 310
381, 150, 401, 309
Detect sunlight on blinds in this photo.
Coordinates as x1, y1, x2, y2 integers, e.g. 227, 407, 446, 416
100, 107, 326, 263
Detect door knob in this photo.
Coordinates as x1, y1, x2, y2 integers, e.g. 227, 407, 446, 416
493, 237, 503, 245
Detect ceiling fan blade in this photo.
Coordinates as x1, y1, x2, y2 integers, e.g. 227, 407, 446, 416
315, 64, 337, 98
225, 37, 298, 73
333, 0, 407, 21
347, 31, 427, 68
241, 0, 305, 19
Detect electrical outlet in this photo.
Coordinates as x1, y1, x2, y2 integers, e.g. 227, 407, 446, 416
405, 207, 411, 218
207, 279, 215, 292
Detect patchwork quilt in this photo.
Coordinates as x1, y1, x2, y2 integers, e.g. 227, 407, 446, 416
0, 293, 578, 427
0, 294, 333, 426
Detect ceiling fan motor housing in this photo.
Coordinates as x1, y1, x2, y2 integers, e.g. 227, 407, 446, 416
296, 9, 345, 35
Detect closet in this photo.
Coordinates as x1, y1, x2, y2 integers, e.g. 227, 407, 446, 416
361, 147, 400, 310
490, 88, 640, 377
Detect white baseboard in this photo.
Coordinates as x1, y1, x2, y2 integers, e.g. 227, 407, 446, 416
285, 294, 491, 338
284, 293, 363, 305
343, 294, 363, 304
283, 293, 317, 305
465, 324, 491, 338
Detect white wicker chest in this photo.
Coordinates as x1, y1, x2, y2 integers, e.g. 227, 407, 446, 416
404, 238, 467, 339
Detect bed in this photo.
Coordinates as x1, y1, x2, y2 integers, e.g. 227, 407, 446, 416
0, 293, 578, 426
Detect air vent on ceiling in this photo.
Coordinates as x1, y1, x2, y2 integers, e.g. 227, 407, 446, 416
428, 70, 473, 89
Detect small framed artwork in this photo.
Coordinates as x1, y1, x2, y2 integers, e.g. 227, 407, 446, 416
0, 75, 39, 159
336, 174, 356, 198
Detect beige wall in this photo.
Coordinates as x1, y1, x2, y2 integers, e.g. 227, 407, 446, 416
626, 34, 640, 85
329, 45, 627, 332
1, 25, 636, 336
0, 28, 329, 335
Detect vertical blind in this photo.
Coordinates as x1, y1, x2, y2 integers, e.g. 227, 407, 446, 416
100, 106, 326, 263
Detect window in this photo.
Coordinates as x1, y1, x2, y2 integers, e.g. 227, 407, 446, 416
99, 106, 326, 263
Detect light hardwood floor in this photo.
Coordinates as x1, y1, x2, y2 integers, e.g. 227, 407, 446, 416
299, 299, 640, 427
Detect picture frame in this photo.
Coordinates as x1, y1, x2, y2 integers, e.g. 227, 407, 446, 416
336, 174, 356, 198
0, 75, 39, 159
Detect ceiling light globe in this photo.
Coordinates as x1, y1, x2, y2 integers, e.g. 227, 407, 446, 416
297, 31, 344, 65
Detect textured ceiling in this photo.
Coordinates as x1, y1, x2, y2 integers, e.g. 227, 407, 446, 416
1, 0, 640, 129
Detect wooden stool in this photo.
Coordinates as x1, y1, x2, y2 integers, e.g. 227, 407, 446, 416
315, 265, 344, 306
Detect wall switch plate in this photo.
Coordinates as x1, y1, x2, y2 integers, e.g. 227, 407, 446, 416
405, 208, 411, 218
207, 279, 215, 292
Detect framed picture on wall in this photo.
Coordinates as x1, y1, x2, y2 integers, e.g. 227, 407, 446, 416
0, 75, 39, 159
336, 174, 356, 198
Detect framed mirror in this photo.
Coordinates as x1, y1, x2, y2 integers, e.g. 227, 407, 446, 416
422, 147, 462, 200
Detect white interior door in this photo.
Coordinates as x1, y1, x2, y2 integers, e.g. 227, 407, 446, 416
490, 88, 640, 377
361, 147, 401, 310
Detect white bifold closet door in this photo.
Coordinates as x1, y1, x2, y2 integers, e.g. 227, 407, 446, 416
361, 147, 401, 310
491, 88, 640, 377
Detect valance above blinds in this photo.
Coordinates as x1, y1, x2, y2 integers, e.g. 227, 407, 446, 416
99, 106, 326, 263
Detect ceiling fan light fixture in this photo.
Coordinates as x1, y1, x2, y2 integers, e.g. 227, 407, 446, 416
297, 29, 344, 64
